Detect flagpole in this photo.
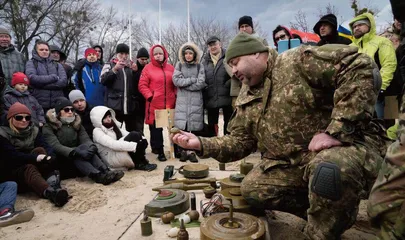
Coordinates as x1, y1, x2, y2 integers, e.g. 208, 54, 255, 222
159, 0, 161, 44
187, 0, 190, 42
129, 0, 132, 59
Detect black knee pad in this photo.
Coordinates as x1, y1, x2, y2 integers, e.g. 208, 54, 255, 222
311, 162, 342, 201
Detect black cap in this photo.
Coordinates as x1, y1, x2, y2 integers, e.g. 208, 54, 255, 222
206, 36, 220, 45
116, 43, 129, 54
238, 15, 253, 29
54, 97, 73, 114
136, 47, 149, 58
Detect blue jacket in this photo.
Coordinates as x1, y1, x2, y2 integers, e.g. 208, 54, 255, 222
25, 50, 67, 110
74, 61, 104, 106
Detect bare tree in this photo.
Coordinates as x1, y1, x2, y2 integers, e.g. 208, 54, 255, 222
0, 0, 63, 58
290, 10, 309, 32
317, 3, 339, 18
351, 0, 380, 16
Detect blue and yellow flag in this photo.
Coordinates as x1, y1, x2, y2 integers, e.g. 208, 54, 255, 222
338, 25, 353, 41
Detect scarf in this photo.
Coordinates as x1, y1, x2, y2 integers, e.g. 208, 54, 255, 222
210, 49, 222, 67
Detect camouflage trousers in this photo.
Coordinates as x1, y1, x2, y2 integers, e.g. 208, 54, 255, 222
240, 145, 383, 240
373, 208, 405, 240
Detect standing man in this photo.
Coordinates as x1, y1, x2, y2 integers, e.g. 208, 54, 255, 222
173, 33, 388, 239
101, 43, 139, 132
132, 47, 149, 134
0, 27, 24, 94
50, 45, 74, 97
202, 36, 233, 136
313, 14, 352, 46
349, 13, 397, 119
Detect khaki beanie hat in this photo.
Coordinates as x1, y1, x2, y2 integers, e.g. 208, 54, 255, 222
225, 33, 269, 64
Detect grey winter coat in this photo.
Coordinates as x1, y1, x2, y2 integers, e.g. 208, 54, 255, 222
25, 50, 67, 110
201, 48, 232, 109
173, 43, 206, 131
3, 88, 45, 125
0, 45, 25, 92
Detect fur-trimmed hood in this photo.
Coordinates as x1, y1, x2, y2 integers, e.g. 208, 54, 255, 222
45, 108, 82, 130
178, 42, 202, 64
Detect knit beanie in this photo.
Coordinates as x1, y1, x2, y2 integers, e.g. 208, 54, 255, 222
68, 90, 86, 103
136, 47, 149, 58
225, 33, 269, 64
11, 72, 29, 86
352, 19, 371, 28
238, 16, 253, 29
7, 102, 31, 120
85, 48, 97, 58
153, 46, 164, 55
54, 98, 73, 114
116, 43, 129, 54
0, 27, 11, 37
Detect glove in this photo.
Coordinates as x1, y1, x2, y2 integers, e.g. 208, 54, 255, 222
87, 144, 98, 157
73, 144, 92, 160
378, 90, 385, 101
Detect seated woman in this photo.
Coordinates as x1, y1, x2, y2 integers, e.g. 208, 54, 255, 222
90, 106, 157, 171
0, 103, 69, 207
42, 98, 124, 185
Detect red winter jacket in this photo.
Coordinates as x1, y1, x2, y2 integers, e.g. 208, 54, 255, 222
139, 45, 176, 125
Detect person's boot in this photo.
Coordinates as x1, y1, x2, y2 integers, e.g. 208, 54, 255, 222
100, 167, 124, 183
179, 151, 188, 162
89, 172, 116, 185
0, 208, 35, 228
44, 187, 69, 207
135, 158, 157, 171
157, 149, 167, 162
188, 152, 198, 163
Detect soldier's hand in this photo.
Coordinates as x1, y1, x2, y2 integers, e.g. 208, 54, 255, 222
171, 131, 201, 151
308, 133, 342, 152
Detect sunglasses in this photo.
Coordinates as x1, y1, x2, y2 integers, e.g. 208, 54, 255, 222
14, 115, 31, 121
63, 107, 75, 113
275, 34, 287, 42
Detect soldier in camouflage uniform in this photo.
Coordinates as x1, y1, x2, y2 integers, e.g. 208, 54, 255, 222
172, 33, 389, 240
368, 98, 405, 239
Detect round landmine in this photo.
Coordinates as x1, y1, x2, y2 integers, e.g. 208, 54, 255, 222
203, 186, 217, 199
200, 211, 265, 239
220, 188, 250, 213
145, 189, 190, 217
220, 173, 245, 190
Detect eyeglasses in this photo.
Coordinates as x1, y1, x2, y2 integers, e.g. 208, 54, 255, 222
63, 107, 75, 113
275, 34, 287, 42
14, 115, 31, 121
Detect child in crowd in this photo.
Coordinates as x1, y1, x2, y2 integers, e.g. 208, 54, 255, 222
3, 72, 45, 127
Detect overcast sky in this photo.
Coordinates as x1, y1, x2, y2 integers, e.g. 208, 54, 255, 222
100, 0, 393, 46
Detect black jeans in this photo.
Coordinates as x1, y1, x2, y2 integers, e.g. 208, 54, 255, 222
124, 131, 148, 163
115, 111, 139, 133
207, 106, 233, 136
73, 155, 107, 176
148, 122, 164, 153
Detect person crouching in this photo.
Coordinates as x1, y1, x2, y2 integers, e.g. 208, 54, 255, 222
42, 98, 124, 184
90, 106, 157, 171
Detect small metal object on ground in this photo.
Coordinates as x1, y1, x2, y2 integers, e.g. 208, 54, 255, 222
240, 162, 254, 175
145, 189, 190, 217
178, 164, 209, 179
219, 163, 226, 171
200, 206, 266, 239
203, 186, 217, 199
190, 192, 196, 210
220, 173, 245, 190
140, 211, 153, 236
221, 188, 250, 213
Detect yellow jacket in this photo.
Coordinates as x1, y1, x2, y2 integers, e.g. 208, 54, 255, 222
349, 13, 397, 91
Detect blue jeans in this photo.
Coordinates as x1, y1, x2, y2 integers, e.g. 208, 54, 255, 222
375, 98, 385, 119
0, 182, 17, 212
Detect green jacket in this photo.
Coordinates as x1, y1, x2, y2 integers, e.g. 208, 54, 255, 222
349, 13, 397, 91
199, 45, 387, 170
42, 109, 92, 158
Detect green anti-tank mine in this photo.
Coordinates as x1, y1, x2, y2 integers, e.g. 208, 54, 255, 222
145, 189, 190, 217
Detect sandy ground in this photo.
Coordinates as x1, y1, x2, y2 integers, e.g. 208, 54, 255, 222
0, 119, 378, 240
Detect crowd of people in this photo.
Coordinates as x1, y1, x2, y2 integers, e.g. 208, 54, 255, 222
0, 5, 405, 239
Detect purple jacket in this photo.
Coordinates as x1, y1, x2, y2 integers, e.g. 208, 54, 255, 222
3, 88, 46, 125
25, 50, 67, 110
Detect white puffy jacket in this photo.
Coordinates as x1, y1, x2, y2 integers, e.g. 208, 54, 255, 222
90, 106, 137, 169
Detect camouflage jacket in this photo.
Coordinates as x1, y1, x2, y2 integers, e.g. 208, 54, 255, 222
200, 45, 385, 167
368, 98, 405, 226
